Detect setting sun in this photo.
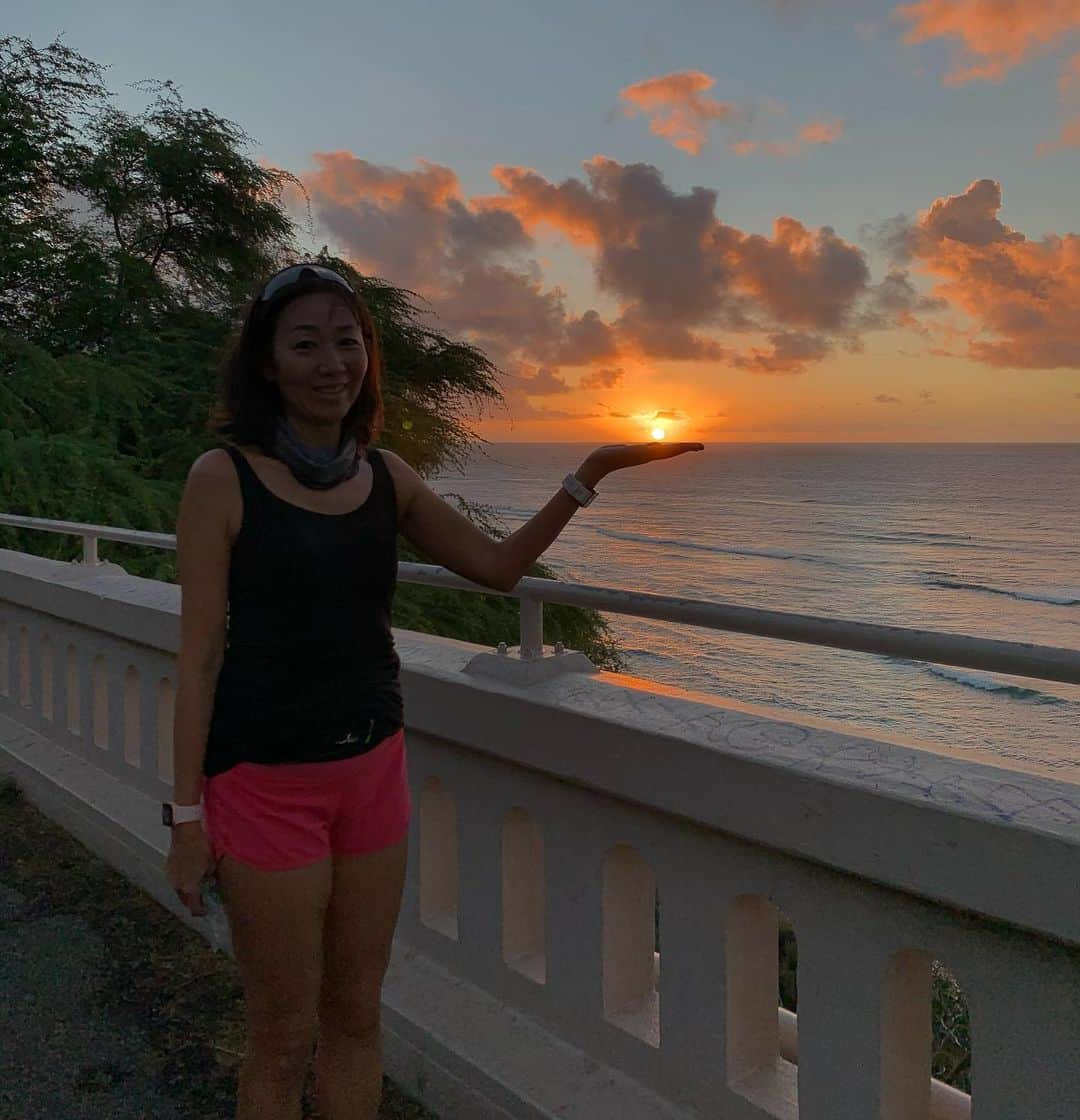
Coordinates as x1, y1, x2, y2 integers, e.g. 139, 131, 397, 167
651, 427, 666, 440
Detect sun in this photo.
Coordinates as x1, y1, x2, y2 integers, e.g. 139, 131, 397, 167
651, 426, 666, 440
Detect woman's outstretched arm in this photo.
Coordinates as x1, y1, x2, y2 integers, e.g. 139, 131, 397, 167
382, 442, 703, 592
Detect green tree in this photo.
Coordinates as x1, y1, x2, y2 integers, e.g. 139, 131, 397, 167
54, 79, 299, 343
0, 36, 110, 348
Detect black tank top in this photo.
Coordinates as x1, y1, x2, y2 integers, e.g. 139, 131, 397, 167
203, 444, 404, 777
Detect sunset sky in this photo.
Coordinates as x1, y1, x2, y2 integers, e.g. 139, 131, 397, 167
15, 0, 1080, 441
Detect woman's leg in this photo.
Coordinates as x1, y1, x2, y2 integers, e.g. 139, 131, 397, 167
216, 852, 333, 1120
314, 838, 408, 1120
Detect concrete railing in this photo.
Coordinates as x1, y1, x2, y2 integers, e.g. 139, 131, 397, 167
1, 537, 1078, 1118
3, 512, 1079, 683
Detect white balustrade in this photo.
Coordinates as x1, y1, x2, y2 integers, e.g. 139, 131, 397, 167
1, 527, 1078, 1119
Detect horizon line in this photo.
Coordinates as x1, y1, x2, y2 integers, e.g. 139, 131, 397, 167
467, 439, 1080, 446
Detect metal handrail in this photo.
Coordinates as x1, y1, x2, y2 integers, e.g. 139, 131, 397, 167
3, 512, 1079, 685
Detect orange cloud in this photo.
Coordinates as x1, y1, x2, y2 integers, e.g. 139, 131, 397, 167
730, 331, 831, 375
731, 116, 845, 157
895, 178, 1080, 368
620, 70, 843, 158
483, 157, 874, 374
619, 71, 738, 155
895, 0, 1080, 84
579, 366, 625, 389
298, 152, 620, 384
799, 118, 845, 144
299, 149, 950, 400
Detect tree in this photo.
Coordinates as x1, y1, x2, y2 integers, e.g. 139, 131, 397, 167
0, 36, 110, 346
55, 79, 300, 340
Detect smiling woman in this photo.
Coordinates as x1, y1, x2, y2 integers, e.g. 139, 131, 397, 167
166, 259, 705, 1120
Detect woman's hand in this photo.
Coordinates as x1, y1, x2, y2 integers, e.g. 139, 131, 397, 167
165, 823, 215, 917
579, 441, 704, 486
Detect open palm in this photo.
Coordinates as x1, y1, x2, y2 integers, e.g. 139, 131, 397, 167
586, 441, 704, 475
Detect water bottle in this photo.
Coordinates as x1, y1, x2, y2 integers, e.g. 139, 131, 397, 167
202, 873, 233, 955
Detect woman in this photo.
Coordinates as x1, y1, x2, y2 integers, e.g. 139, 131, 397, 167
164, 262, 702, 1120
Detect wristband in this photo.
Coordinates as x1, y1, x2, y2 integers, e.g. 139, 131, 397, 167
162, 801, 203, 827
562, 473, 597, 507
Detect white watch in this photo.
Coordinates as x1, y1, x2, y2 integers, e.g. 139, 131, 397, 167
162, 801, 203, 827
562, 473, 598, 507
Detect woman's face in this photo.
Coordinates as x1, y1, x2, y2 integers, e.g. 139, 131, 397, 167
265, 292, 368, 434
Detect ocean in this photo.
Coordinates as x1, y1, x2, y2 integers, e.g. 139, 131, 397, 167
431, 443, 1080, 783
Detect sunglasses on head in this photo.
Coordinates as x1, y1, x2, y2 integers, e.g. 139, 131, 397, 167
257, 264, 356, 303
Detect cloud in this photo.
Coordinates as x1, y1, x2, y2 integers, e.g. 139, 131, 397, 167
895, 1, 1080, 148
559, 309, 620, 364
798, 118, 845, 145
619, 71, 740, 155
921, 389, 938, 404
730, 331, 832, 374
913, 177, 1025, 250
298, 152, 621, 382
858, 268, 948, 330
510, 406, 604, 421
579, 366, 624, 389
301, 147, 948, 408
484, 157, 873, 371
732, 116, 845, 157
874, 393, 902, 404
499, 369, 602, 420
882, 178, 1080, 369
894, 0, 1080, 85
619, 70, 843, 157
518, 367, 571, 395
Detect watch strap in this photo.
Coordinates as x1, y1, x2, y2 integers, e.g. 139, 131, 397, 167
163, 801, 203, 827
562, 473, 597, 507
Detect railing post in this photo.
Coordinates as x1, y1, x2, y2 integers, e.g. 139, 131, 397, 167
82, 534, 100, 566
519, 597, 544, 659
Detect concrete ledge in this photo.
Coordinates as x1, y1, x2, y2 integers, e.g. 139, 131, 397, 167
0, 718, 696, 1120
0, 550, 181, 653
4, 548, 1078, 944
395, 631, 1080, 946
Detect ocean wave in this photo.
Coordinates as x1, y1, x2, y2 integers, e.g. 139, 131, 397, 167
922, 576, 1080, 606
922, 664, 1069, 705
592, 526, 845, 566
847, 533, 976, 546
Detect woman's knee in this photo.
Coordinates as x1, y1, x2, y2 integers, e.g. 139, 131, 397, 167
319, 986, 382, 1045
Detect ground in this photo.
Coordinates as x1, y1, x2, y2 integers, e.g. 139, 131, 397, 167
0, 776, 437, 1119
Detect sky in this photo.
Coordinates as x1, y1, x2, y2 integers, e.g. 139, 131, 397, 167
12, 0, 1080, 442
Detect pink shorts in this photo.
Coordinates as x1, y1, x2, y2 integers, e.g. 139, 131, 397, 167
202, 728, 410, 872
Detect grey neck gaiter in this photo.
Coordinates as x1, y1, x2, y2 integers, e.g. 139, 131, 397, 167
271, 414, 361, 490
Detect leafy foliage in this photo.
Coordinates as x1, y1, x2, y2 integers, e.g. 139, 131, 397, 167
931, 962, 972, 1093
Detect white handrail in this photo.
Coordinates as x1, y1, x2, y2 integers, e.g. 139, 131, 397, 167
3, 512, 1079, 685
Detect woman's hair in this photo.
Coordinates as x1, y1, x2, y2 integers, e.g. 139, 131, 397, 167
209, 269, 384, 451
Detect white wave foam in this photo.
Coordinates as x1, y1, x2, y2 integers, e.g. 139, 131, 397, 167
923, 664, 1069, 705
